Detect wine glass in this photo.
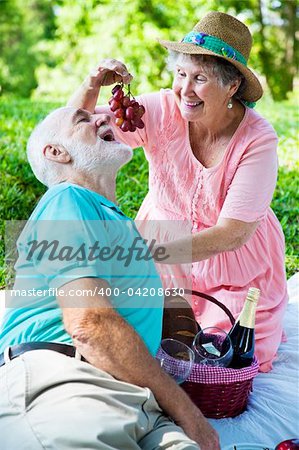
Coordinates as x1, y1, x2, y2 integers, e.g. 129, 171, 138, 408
192, 327, 233, 367
156, 338, 195, 384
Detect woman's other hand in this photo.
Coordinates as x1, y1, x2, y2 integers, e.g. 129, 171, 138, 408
90, 59, 133, 87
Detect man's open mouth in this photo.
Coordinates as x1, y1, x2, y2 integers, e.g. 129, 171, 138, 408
99, 129, 115, 141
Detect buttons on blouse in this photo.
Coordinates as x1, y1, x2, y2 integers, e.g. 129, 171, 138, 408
193, 223, 198, 229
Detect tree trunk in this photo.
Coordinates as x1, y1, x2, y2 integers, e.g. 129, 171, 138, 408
282, 0, 297, 93
257, 0, 297, 100
257, 0, 272, 94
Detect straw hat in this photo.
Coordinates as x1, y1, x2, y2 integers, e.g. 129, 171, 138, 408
159, 11, 263, 103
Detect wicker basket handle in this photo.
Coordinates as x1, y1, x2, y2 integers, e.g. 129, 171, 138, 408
182, 289, 236, 326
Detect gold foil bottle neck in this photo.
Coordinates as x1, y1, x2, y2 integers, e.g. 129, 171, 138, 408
239, 287, 260, 328
246, 287, 260, 303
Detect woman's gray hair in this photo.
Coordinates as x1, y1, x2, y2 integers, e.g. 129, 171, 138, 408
167, 50, 246, 101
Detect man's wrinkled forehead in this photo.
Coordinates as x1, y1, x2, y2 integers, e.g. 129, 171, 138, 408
45, 106, 73, 126
46, 107, 81, 135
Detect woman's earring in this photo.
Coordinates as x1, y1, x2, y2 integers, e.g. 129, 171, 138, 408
227, 98, 233, 109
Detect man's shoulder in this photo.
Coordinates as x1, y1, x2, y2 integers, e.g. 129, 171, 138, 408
32, 183, 122, 221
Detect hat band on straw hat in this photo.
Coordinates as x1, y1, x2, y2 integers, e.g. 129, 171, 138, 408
182, 32, 247, 66
181, 31, 257, 108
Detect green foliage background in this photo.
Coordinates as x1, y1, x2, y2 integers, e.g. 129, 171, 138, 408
0, 0, 298, 285
0, 0, 298, 100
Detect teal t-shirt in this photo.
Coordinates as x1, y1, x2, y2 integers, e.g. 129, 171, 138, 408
0, 183, 163, 356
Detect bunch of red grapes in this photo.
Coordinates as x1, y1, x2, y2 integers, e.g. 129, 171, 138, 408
109, 84, 145, 132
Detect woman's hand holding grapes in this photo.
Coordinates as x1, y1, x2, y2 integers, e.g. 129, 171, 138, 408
68, 58, 144, 133
90, 59, 133, 88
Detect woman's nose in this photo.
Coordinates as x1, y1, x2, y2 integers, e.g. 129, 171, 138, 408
94, 114, 111, 128
181, 78, 194, 96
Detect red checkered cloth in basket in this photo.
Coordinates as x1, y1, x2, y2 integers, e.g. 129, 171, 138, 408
156, 347, 259, 385
187, 356, 259, 384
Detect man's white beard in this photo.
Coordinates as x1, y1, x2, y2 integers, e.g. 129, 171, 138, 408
66, 137, 133, 175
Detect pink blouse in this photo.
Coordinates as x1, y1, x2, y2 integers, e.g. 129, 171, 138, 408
97, 89, 288, 372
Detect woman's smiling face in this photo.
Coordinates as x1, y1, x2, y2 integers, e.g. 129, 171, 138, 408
172, 54, 231, 123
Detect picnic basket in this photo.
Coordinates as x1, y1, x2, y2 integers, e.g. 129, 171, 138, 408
162, 289, 260, 419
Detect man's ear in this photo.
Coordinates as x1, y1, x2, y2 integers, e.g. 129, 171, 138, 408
43, 144, 71, 163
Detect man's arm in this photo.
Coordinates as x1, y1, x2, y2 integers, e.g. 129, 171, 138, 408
58, 277, 220, 450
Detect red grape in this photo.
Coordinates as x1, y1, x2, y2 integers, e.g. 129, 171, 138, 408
135, 105, 145, 118
111, 84, 122, 95
129, 100, 138, 108
132, 118, 144, 129
125, 107, 134, 120
121, 120, 130, 132
114, 108, 124, 118
110, 99, 121, 112
113, 89, 124, 101
121, 96, 131, 108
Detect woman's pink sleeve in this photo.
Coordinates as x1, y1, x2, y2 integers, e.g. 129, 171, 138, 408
220, 131, 279, 222
95, 92, 161, 150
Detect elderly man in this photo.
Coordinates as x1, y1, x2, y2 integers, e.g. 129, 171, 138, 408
0, 107, 219, 450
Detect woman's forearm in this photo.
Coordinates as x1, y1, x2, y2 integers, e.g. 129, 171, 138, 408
155, 218, 259, 264
156, 227, 224, 264
67, 73, 101, 112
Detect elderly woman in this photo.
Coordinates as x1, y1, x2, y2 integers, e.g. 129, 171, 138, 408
68, 11, 288, 372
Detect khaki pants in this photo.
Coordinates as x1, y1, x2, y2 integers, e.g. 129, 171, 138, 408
0, 349, 199, 450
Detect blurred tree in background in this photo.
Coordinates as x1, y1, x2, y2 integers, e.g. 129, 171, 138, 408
212, 0, 298, 100
0, 0, 56, 97
0, 0, 297, 100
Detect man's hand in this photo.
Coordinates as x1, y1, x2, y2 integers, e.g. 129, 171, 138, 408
177, 409, 220, 450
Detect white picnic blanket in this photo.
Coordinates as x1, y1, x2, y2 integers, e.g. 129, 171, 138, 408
0, 274, 298, 449
210, 273, 299, 449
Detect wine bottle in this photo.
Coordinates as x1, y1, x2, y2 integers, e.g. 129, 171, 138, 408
228, 287, 260, 369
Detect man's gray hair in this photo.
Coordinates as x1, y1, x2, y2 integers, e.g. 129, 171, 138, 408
27, 108, 70, 187
167, 51, 246, 101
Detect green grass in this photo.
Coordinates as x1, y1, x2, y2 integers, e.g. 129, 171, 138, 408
257, 94, 299, 277
0, 95, 298, 285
